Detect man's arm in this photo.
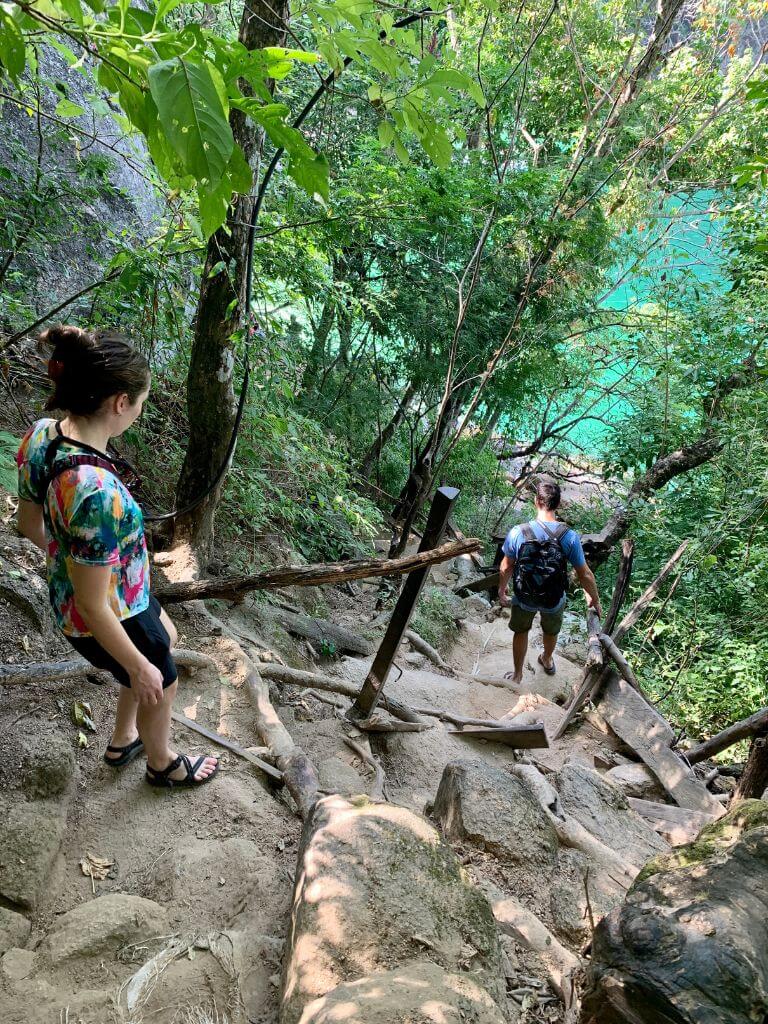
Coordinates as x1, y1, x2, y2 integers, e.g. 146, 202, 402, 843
498, 554, 515, 607
575, 562, 602, 619
17, 498, 47, 551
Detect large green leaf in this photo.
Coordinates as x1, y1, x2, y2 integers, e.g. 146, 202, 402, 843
148, 57, 234, 187
288, 153, 329, 202
0, 10, 25, 82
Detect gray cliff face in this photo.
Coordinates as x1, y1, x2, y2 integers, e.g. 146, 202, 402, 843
0, 47, 160, 330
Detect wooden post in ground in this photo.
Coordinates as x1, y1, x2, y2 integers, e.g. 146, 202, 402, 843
351, 486, 459, 719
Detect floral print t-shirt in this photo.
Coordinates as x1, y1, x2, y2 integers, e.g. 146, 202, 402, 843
16, 419, 150, 637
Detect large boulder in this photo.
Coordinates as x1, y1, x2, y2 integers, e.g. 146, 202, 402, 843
581, 800, 768, 1024
298, 961, 509, 1024
555, 762, 667, 867
0, 908, 31, 955
605, 762, 664, 801
432, 760, 559, 868
280, 795, 506, 1024
44, 894, 168, 963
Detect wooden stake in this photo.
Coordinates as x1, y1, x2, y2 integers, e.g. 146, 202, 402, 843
352, 486, 459, 718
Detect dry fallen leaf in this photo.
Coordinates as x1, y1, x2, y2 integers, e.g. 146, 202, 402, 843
79, 852, 113, 882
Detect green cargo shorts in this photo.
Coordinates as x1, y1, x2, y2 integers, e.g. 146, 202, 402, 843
508, 602, 564, 636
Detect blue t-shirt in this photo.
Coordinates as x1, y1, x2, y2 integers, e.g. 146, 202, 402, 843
502, 520, 586, 612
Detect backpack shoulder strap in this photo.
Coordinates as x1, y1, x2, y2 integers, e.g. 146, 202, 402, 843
540, 521, 570, 544
520, 523, 537, 543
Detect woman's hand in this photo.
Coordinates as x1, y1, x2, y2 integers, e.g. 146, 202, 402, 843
129, 658, 165, 705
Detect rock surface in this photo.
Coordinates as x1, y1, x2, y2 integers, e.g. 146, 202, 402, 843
605, 762, 664, 801
281, 795, 506, 1024
298, 961, 510, 1024
555, 762, 668, 866
0, 797, 67, 908
432, 760, 558, 867
581, 800, 768, 1024
44, 894, 169, 963
0, 908, 31, 955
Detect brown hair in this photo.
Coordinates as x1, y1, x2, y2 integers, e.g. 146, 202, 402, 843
41, 325, 150, 417
535, 479, 561, 511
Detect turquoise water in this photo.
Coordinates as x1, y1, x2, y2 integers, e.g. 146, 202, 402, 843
552, 189, 730, 453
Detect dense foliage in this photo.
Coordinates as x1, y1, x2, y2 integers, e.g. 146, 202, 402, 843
1, 0, 768, 740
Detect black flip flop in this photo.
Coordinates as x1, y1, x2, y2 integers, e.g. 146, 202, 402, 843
103, 737, 144, 768
146, 753, 220, 789
537, 653, 557, 676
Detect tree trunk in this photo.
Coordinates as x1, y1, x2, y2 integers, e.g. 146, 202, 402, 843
358, 382, 416, 480
301, 295, 336, 393
734, 736, 768, 801
172, 0, 289, 555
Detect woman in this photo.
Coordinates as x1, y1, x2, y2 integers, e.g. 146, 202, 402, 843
16, 324, 218, 789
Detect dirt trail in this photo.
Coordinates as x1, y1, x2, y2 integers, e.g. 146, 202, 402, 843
0, 524, 622, 1024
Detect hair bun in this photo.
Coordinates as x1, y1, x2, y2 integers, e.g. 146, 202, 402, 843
39, 324, 95, 358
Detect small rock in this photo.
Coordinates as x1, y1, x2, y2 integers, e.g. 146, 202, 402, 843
0, 908, 31, 955
44, 894, 168, 963
606, 762, 664, 801
1, 947, 36, 982
270, 973, 280, 988
317, 756, 366, 797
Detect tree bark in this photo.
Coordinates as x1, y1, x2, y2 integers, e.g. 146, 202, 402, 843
172, 0, 289, 554
734, 736, 768, 801
153, 538, 479, 604
358, 382, 416, 480
686, 707, 768, 766
301, 295, 336, 393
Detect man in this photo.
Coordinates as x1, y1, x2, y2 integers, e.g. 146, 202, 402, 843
498, 479, 602, 684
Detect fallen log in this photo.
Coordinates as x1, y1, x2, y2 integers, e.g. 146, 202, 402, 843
0, 648, 216, 686
153, 538, 480, 604
626, 797, 717, 845
258, 662, 426, 725
446, 519, 484, 570
685, 705, 768, 765
599, 673, 722, 816
269, 608, 372, 657
453, 570, 500, 596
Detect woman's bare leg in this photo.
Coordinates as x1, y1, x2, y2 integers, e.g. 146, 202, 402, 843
137, 681, 217, 781
105, 684, 140, 760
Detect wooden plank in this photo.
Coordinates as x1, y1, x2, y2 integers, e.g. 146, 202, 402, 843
453, 570, 500, 596
447, 724, 549, 749
627, 797, 718, 845
352, 487, 459, 718
600, 674, 722, 815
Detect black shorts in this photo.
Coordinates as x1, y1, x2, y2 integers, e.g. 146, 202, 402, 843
66, 595, 177, 689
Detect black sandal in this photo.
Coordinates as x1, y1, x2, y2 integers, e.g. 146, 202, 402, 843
103, 737, 145, 768
146, 753, 220, 789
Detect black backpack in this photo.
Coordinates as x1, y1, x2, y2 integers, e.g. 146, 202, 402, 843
512, 521, 570, 608
39, 423, 141, 503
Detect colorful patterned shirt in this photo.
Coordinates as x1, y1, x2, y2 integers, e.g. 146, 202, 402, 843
16, 419, 150, 636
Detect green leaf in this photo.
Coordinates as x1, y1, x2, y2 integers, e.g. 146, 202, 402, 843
288, 152, 329, 202
377, 120, 394, 147
208, 259, 227, 278
226, 143, 253, 194
393, 134, 410, 166
155, 0, 185, 21
423, 68, 485, 106
421, 124, 452, 167
198, 179, 231, 237
148, 56, 234, 187
56, 0, 84, 26
55, 97, 86, 118
0, 10, 25, 83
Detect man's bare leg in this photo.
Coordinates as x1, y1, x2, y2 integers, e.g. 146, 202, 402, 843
511, 630, 529, 684
540, 631, 558, 671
